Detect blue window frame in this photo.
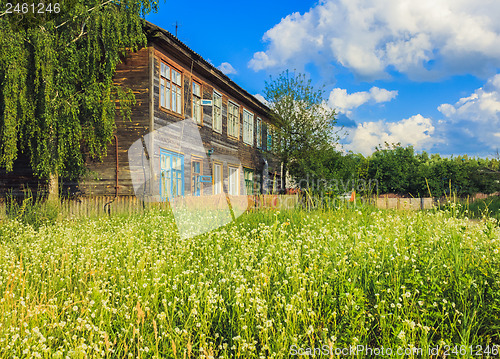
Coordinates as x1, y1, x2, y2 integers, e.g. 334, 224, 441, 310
160, 149, 184, 200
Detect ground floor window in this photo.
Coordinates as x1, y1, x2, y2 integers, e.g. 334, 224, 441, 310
160, 149, 184, 199
244, 168, 254, 195
228, 166, 239, 195
213, 162, 222, 195
192, 158, 202, 196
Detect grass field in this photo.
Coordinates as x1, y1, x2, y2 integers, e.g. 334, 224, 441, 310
0, 205, 499, 358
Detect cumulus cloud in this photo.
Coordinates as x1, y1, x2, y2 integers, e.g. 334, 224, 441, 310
344, 115, 436, 155
328, 87, 398, 115
437, 74, 500, 151
217, 62, 237, 75
249, 0, 500, 79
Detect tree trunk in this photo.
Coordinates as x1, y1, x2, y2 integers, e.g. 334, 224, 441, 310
48, 172, 59, 202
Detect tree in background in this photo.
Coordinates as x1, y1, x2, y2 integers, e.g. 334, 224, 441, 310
263, 70, 337, 191
0, 0, 159, 195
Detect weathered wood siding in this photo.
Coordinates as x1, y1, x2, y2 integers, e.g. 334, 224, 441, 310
77, 47, 151, 196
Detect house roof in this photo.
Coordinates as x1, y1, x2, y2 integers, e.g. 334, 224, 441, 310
143, 20, 271, 117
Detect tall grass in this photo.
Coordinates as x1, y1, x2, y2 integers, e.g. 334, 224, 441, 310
0, 205, 499, 357
468, 196, 500, 222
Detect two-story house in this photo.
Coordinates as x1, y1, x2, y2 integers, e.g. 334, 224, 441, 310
74, 21, 281, 202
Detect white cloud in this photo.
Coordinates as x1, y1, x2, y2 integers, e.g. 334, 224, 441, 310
217, 62, 237, 75
344, 115, 436, 155
249, 0, 500, 79
328, 87, 397, 115
437, 74, 500, 150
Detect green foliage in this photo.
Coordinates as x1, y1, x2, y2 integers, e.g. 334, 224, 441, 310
305, 143, 500, 197
0, 0, 159, 179
468, 196, 500, 221
5, 189, 59, 229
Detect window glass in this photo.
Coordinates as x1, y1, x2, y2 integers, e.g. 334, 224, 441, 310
213, 92, 222, 133
160, 62, 182, 114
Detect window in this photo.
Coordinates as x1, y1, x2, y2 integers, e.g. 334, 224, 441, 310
192, 82, 202, 125
267, 126, 273, 151
192, 158, 202, 196
213, 162, 222, 195
160, 149, 184, 199
160, 62, 182, 114
242, 109, 254, 145
213, 91, 222, 133
256, 118, 262, 149
262, 123, 268, 151
227, 101, 239, 138
228, 166, 239, 195
244, 168, 254, 195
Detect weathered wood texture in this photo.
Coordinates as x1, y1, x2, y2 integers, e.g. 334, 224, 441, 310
76, 47, 151, 197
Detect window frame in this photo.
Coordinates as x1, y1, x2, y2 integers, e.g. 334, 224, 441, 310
159, 60, 183, 116
227, 165, 239, 196
227, 101, 240, 139
213, 90, 222, 133
243, 167, 254, 195
267, 125, 273, 152
212, 161, 223, 195
242, 108, 254, 146
159, 148, 185, 200
191, 155, 203, 196
192, 80, 203, 125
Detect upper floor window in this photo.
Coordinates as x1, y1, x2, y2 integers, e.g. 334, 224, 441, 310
160, 62, 182, 114
256, 118, 262, 149
267, 125, 273, 151
242, 109, 254, 146
227, 101, 239, 138
192, 81, 202, 125
213, 91, 222, 133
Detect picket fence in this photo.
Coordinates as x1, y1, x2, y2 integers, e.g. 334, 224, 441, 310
1, 194, 487, 221
0, 195, 299, 220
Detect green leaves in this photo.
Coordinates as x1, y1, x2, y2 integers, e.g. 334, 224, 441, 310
0, 0, 157, 179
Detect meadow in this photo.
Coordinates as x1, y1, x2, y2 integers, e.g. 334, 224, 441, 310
0, 204, 499, 358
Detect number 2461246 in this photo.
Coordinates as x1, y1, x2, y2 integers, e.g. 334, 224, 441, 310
3, 3, 60, 14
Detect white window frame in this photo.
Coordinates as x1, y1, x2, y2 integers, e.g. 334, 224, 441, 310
228, 165, 239, 196
192, 81, 202, 125
213, 91, 222, 133
227, 101, 239, 138
160, 62, 182, 115
213, 162, 222, 195
242, 109, 254, 146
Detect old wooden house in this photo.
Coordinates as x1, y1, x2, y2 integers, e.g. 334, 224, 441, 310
77, 21, 281, 201
1, 21, 282, 203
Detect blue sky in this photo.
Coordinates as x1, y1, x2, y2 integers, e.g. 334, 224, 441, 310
147, 0, 500, 158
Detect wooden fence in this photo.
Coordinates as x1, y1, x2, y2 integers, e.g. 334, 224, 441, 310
0, 195, 300, 220
1, 194, 491, 221
375, 196, 434, 210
